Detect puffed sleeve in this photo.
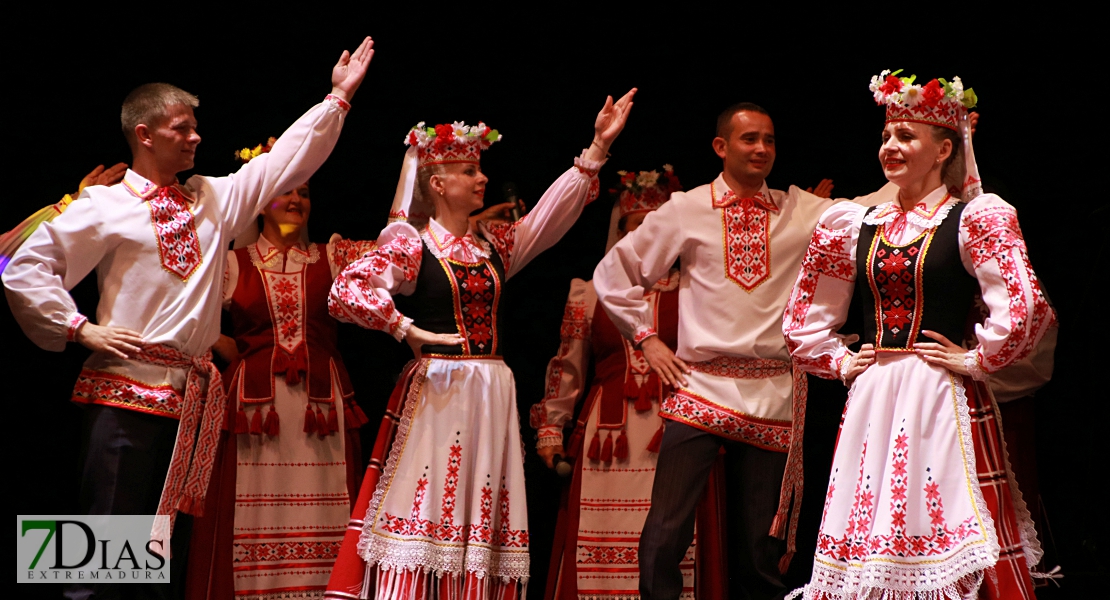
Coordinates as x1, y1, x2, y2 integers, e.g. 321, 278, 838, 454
529, 279, 596, 449
206, 95, 350, 239
327, 236, 378, 279
959, 194, 1056, 377
328, 222, 422, 341
594, 195, 685, 346
2, 192, 108, 351
783, 201, 866, 380
479, 152, 604, 279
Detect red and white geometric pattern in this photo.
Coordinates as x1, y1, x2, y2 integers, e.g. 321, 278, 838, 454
687, 355, 790, 379
328, 234, 423, 333
783, 221, 856, 379
72, 368, 182, 417
146, 186, 203, 282
263, 271, 305, 355
962, 204, 1053, 372
66, 313, 88, 342
718, 189, 777, 292
660, 389, 791, 451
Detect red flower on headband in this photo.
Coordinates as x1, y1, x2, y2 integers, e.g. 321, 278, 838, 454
879, 75, 903, 95
407, 131, 419, 146
434, 124, 454, 147
921, 79, 945, 107
620, 172, 636, 186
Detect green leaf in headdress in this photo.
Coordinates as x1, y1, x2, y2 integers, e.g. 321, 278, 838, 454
960, 88, 978, 109
485, 129, 500, 142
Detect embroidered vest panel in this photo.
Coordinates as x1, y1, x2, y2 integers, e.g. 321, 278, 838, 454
856, 203, 978, 351
226, 246, 354, 402
589, 287, 680, 428
394, 240, 506, 356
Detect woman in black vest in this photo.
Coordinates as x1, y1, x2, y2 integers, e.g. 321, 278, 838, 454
782, 72, 1054, 599
324, 90, 636, 600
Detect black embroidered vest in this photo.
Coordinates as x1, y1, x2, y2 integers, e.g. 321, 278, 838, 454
856, 202, 978, 351
394, 239, 506, 357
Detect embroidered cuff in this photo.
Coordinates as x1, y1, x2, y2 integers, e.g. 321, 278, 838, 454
633, 327, 658, 348
965, 350, 988, 382
573, 151, 605, 177
326, 94, 352, 112
536, 425, 564, 449
66, 313, 88, 343
391, 316, 414, 342
836, 349, 853, 384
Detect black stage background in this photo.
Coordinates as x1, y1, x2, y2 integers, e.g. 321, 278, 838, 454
4, 10, 1103, 598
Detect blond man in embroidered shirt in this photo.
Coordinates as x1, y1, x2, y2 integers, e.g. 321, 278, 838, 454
3, 37, 374, 598
593, 103, 894, 600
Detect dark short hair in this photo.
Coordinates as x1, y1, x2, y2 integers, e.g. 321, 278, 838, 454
121, 83, 198, 147
716, 102, 770, 139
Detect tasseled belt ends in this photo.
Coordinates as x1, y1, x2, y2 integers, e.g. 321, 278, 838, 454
586, 429, 630, 462
625, 371, 662, 412
233, 399, 369, 439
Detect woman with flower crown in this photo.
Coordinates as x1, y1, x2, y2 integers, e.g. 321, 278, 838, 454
782, 71, 1053, 599
324, 89, 636, 600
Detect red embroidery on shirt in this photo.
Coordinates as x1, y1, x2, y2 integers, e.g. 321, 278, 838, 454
687, 356, 790, 379
66, 314, 88, 342
962, 205, 1051, 371
330, 239, 377, 273
660, 389, 791, 451
328, 235, 422, 331
146, 187, 203, 282
483, 221, 519, 273
783, 222, 855, 378
233, 539, 341, 563
720, 190, 775, 292
632, 328, 657, 346
72, 368, 182, 417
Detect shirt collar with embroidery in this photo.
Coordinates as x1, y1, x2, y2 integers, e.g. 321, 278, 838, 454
864, 185, 957, 229
121, 169, 195, 203
422, 217, 491, 262
710, 175, 776, 211
249, 234, 318, 269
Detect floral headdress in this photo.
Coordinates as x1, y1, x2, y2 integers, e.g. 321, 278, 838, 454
870, 69, 983, 199
605, 165, 682, 252
404, 121, 502, 169
870, 69, 977, 132
612, 165, 682, 219
234, 137, 277, 163
389, 121, 503, 225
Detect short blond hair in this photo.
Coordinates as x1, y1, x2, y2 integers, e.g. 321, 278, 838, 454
120, 83, 199, 147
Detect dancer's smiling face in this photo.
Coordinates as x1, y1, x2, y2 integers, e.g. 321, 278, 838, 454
879, 121, 952, 189
263, 183, 311, 236
431, 162, 488, 214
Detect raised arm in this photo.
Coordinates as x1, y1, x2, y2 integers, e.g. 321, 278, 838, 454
214, 37, 374, 237
479, 89, 636, 278
783, 202, 866, 381
530, 279, 595, 466
327, 222, 421, 341
327, 234, 378, 279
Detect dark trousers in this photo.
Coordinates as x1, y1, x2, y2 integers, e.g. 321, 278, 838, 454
639, 421, 788, 600
65, 404, 191, 600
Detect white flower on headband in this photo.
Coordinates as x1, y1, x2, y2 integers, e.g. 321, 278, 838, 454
636, 170, 660, 189
902, 84, 923, 107
951, 76, 965, 101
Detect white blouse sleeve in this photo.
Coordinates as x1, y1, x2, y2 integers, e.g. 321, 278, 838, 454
327, 222, 422, 341
206, 95, 349, 239
783, 201, 867, 381
594, 196, 686, 346
326, 237, 378, 279
2, 192, 108, 351
529, 279, 596, 449
479, 153, 603, 279
959, 194, 1057, 374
